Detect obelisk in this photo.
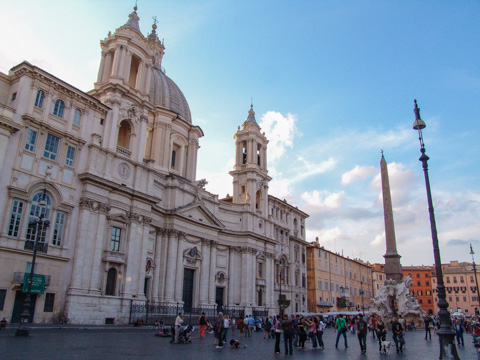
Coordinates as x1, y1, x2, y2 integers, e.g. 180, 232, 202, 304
381, 152, 403, 281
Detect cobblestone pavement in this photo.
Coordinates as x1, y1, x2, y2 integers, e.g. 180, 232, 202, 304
0, 326, 478, 360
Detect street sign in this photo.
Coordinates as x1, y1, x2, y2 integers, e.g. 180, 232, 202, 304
22, 273, 45, 294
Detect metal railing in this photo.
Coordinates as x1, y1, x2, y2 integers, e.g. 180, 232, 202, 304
24, 240, 48, 253
129, 301, 246, 326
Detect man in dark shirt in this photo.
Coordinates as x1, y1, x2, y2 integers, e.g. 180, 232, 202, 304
356, 314, 368, 354
424, 316, 433, 340
281, 314, 294, 355
392, 317, 404, 353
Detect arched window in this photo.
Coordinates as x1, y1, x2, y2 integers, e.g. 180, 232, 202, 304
26, 191, 52, 243
117, 121, 131, 149
105, 268, 117, 295
73, 109, 81, 126
34, 90, 45, 108
53, 99, 65, 118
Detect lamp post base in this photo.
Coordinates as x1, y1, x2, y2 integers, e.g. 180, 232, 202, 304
438, 331, 460, 360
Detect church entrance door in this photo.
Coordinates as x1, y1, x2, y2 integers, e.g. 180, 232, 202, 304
182, 269, 194, 313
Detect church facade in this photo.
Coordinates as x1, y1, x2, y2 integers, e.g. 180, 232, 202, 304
0, 7, 308, 324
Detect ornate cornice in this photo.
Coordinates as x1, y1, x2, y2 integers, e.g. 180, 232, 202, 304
79, 197, 111, 214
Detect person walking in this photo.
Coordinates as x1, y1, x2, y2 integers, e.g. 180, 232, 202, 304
392, 317, 404, 353
244, 316, 251, 338
238, 316, 244, 338
222, 314, 231, 343
356, 314, 368, 354
305, 317, 318, 349
375, 318, 387, 352
274, 316, 283, 354
292, 315, 300, 346
316, 316, 326, 349
455, 319, 465, 346
281, 314, 294, 355
198, 312, 207, 339
214, 312, 224, 348
335, 314, 348, 348
424, 315, 432, 340
264, 316, 272, 339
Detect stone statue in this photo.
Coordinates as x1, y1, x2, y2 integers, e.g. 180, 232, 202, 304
369, 275, 425, 326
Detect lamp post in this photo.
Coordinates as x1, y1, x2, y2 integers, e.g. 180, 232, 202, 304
412, 100, 459, 359
15, 190, 50, 337
469, 244, 480, 314
359, 281, 365, 315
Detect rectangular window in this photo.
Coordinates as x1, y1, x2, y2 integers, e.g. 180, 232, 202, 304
453, 276, 457, 283
25, 129, 37, 152
11, 92, 16, 101
302, 275, 306, 288
171, 150, 176, 168
65, 145, 76, 167
325, 282, 328, 291
460, 276, 464, 283
0, 289, 6, 311
44, 134, 60, 161
43, 293, 55, 312
110, 227, 121, 252
318, 280, 322, 290
52, 212, 66, 246
318, 249, 321, 257
8, 199, 24, 237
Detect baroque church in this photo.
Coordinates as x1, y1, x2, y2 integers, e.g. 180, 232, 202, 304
0, 7, 309, 324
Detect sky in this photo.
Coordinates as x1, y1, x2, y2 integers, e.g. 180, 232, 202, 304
1, 0, 479, 267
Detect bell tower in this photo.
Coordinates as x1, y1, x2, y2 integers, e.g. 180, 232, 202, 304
229, 105, 272, 216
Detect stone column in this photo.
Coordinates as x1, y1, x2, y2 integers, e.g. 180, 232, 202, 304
152, 229, 164, 303
240, 248, 249, 306
227, 247, 235, 306
123, 218, 140, 296
208, 241, 217, 305
135, 217, 151, 299
164, 231, 178, 302
199, 239, 211, 305
265, 253, 273, 309
70, 199, 94, 292
174, 234, 185, 302
159, 229, 169, 301
88, 204, 110, 294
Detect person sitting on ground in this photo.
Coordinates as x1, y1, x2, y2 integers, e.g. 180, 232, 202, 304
0, 318, 7, 329
230, 338, 247, 348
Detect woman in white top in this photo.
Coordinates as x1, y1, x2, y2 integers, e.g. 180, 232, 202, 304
222, 314, 231, 342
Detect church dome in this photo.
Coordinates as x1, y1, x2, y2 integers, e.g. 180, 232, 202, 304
149, 67, 191, 123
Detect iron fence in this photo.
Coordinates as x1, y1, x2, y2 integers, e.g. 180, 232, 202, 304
129, 301, 246, 326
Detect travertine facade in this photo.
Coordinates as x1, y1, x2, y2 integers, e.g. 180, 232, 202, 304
0, 8, 308, 324
306, 238, 373, 313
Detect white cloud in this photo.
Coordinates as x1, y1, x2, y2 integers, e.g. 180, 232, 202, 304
301, 190, 345, 214
341, 165, 376, 185
259, 111, 300, 162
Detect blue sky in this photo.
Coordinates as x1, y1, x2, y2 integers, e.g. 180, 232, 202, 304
1, 0, 479, 266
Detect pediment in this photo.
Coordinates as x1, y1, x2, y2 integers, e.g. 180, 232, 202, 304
176, 202, 224, 228
107, 213, 130, 223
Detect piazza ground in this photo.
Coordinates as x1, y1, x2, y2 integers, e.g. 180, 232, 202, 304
0, 325, 478, 360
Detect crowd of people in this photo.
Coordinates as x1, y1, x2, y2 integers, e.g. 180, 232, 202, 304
166, 311, 480, 356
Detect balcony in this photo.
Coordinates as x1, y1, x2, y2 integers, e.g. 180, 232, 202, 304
103, 250, 126, 264
13, 272, 51, 287
317, 301, 333, 307
24, 240, 48, 254
256, 278, 266, 286
116, 145, 131, 158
